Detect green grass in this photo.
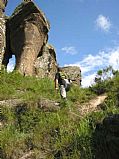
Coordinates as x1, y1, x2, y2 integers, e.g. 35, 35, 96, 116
0, 71, 95, 103
1, 71, 119, 158
0, 71, 59, 101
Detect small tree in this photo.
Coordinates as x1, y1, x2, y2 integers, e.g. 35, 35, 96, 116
92, 66, 118, 95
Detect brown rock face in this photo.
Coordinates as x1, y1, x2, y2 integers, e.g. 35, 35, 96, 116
7, 2, 50, 76
0, 0, 7, 70
62, 66, 82, 85
34, 43, 57, 79
0, 0, 7, 11
93, 114, 119, 159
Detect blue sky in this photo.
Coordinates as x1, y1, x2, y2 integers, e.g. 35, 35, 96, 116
6, 0, 119, 87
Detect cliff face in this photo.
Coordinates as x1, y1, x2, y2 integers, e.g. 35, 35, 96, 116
4, 1, 50, 76
10, 1, 50, 76
0, 0, 7, 70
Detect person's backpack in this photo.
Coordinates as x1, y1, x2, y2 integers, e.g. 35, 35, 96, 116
64, 79, 71, 91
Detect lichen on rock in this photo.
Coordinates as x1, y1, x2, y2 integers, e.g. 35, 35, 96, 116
34, 43, 57, 79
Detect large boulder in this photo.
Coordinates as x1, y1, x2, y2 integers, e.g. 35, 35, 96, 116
5, 1, 50, 76
62, 66, 81, 85
93, 114, 119, 159
34, 43, 57, 79
0, 0, 7, 70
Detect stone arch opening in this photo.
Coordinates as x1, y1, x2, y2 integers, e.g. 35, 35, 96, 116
7, 55, 16, 72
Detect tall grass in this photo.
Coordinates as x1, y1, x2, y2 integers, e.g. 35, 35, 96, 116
0, 71, 59, 101
1, 71, 119, 158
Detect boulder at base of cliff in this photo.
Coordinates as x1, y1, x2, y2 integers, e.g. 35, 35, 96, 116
62, 66, 82, 86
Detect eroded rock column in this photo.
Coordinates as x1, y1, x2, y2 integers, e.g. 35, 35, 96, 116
9, 1, 50, 76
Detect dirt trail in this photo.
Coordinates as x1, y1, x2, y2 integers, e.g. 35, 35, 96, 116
1, 94, 108, 158
80, 94, 107, 116
70, 94, 107, 118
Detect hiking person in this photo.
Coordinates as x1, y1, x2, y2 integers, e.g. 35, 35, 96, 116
55, 67, 71, 99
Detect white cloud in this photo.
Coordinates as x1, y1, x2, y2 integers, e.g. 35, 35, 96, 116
108, 48, 119, 70
61, 46, 78, 55
7, 63, 15, 72
96, 14, 111, 32
64, 46, 119, 87
7, 55, 15, 72
82, 73, 96, 87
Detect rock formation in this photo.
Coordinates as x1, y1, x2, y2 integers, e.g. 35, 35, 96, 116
3, 1, 50, 76
93, 114, 119, 159
0, 0, 7, 70
1, 1, 81, 85
62, 66, 81, 85
35, 43, 57, 79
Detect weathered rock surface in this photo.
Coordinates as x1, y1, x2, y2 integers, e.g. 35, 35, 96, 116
0, 97, 59, 128
4, 1, 50, 76
35, 43, 57, 79
0, 0, 7, 11
93, 114, 119, 159
62, 66, 81, 85
0, 0, 7, 70
0, 98, 59, 110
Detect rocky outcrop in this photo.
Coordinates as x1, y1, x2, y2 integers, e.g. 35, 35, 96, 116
1, 1, 82, 82
35, 43, 57, 79
93, 114, 119, 159
4, 1, 50, 76
0, 0, 7, 70
0, 98, 60, 129
62, 66, 81, 85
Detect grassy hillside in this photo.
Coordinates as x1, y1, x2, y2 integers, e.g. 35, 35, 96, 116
0, 70, 119, 159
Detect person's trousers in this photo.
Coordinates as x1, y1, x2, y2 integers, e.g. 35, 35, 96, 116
60, 85, 66, 99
